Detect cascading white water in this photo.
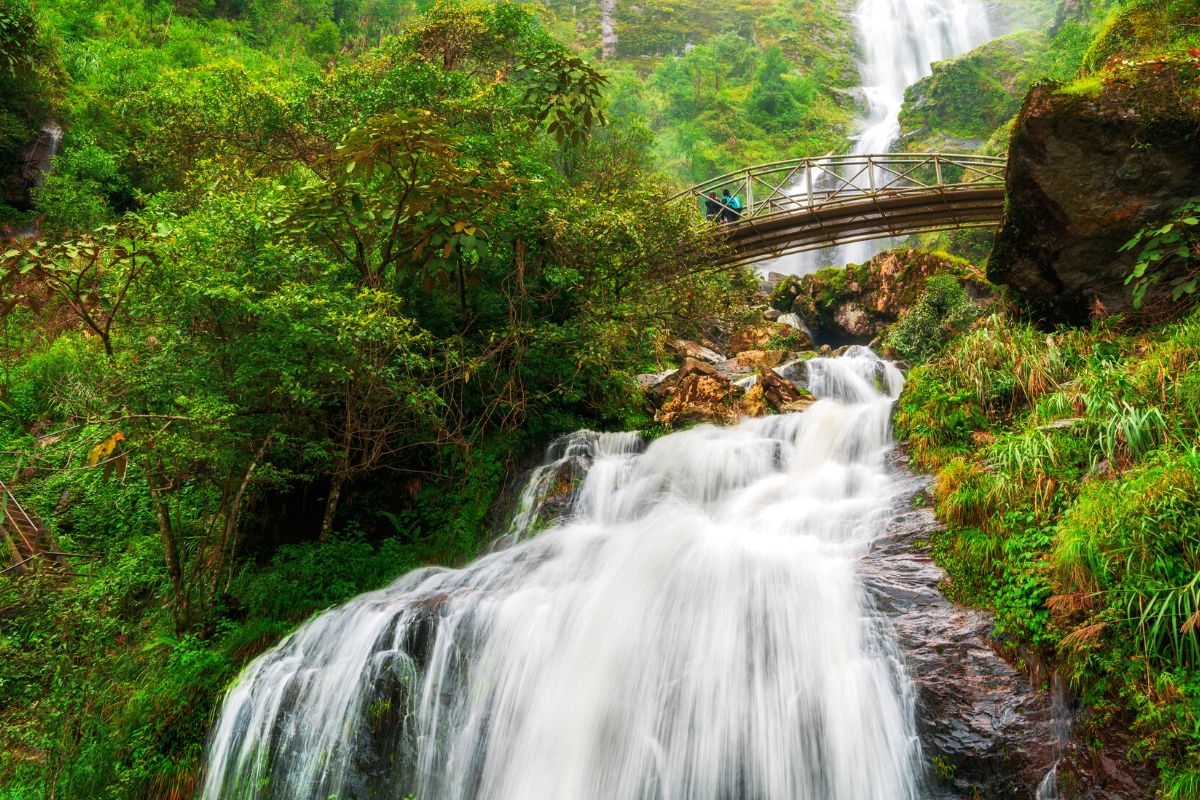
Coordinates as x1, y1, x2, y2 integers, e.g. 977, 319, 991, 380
764, 0, 991, 276
201, 348, 923, 800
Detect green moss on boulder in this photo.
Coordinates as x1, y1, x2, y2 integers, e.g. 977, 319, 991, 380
899, 30, 1050, 152
988, 59, 1200, 323
782, 248, 986, 341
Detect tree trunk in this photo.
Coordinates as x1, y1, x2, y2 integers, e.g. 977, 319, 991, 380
208, 434, 271, 608
319, 471, 346, 542
146, 469, 186, 624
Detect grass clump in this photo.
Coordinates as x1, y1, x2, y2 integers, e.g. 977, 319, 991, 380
896, 306, 1200, 791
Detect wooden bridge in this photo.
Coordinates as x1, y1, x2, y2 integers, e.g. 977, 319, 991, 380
1, 478, 97, 578
672, 153, 1007, 265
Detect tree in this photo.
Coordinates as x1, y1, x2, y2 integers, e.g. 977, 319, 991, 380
747, 46, 801, 131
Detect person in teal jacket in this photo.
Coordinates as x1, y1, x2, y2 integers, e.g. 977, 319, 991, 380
720, 189, 743, 222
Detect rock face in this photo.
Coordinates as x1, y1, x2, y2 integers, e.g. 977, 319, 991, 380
988, 62, 1200, 323
772, 249, 983, 343
899, 30, 1048, 152
870, 462, 1154, 799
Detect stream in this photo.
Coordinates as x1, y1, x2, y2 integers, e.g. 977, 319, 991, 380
197, 348, 1112, 799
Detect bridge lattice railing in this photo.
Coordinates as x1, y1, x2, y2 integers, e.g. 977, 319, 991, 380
671, 153, 1007, 223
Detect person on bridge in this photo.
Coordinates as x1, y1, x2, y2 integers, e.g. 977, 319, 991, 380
704, 192, 721, 221
720, 189, 743, 223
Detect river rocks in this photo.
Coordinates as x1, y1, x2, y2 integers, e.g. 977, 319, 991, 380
757, 367, 814, 412
654, 359, 743, 426
987, 61, 1200, 323
648, 358, 816, 426
776, 249, 985, 344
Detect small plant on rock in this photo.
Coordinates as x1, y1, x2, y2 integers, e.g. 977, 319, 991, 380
1123, 197, 1200, 310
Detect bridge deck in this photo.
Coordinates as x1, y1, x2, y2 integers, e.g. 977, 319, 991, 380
674, 153, 1007, 265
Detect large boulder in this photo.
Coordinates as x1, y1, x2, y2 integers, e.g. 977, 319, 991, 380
987, 61, 1200, 323
782, 249, 985, 343
756, 367, 815, 413
653, 359, 744, 427
649, 360, 814, 426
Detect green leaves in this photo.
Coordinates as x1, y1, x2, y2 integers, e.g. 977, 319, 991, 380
517, 51, 609, 146
1124, 197, 1200, 310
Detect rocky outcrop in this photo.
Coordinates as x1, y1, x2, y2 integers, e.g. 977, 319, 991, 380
772, 249, 984, 343
987, 61, 1200, 323
653, 359, 744, 426
649, 358, 815, 427
899, 30, 1048, 153
870, 463, 1154, 799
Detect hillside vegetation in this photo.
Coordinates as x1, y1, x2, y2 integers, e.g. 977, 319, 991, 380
889, 1, 1200, 793
0, 2, 752, 796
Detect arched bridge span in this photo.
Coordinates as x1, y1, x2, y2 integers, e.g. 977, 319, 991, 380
672, 153, 1007, 265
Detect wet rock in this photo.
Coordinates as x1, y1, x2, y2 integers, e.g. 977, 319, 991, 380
774, 358, 810, 387
757, 367, 814, 412
670, 339, 724, 364
868, 464, 1153, 799
763, 308, 781, 321
988, 62, 1200, 323
655, 359, 743, 427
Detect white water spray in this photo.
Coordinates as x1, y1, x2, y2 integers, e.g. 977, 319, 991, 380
764, 0, 990, 276
201, 349, 923, 799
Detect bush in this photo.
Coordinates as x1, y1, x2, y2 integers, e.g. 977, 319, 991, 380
882, 274, 980, 363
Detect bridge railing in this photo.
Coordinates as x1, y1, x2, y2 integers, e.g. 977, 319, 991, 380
672, 153, 1007, 225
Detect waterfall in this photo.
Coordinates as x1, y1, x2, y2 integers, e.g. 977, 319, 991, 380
200, 348, 923, 800
5, 121, 63, 240
764, 0, 991, 276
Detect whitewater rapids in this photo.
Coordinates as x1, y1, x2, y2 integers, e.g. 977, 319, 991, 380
201, 348, 924, 799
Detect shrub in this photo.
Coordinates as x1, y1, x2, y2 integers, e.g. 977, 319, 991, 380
882, 274, 980, 364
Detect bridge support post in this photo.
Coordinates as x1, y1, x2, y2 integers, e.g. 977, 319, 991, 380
745, 169, 754, 217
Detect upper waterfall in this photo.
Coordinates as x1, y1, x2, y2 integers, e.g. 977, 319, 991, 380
766, 0, 991, 275
200, 349, 923, 800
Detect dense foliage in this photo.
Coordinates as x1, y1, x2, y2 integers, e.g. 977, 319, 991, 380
895, 307, 1200, 795
546, 0, 858, 182
0, 2, 753, 796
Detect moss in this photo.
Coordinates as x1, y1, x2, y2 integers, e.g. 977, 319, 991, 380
899, 30, 1050, 149
1082, 0, 1188, 72
1056, 75, 1104, 96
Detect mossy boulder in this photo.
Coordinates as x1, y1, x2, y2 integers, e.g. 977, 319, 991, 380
987, 60, 1200, 323
899, 30, 1049, 152
782, 249, 985, 342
